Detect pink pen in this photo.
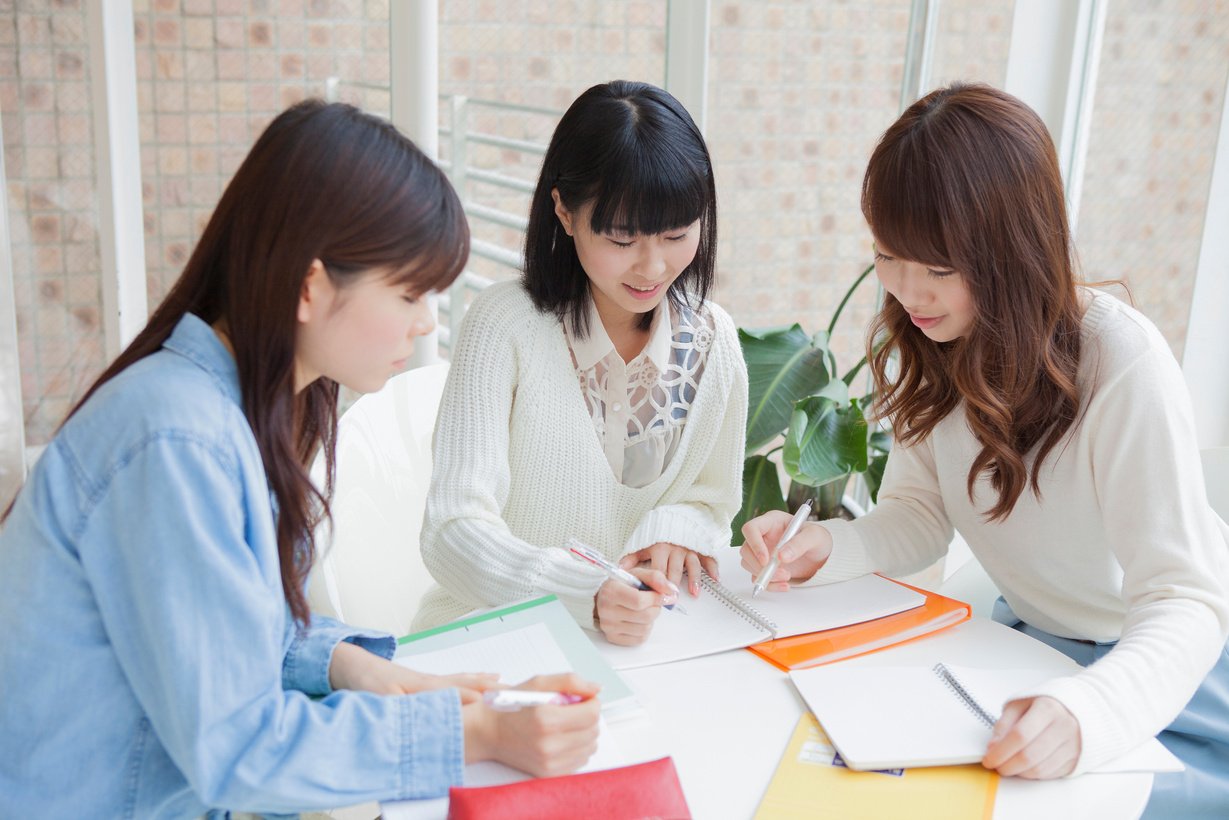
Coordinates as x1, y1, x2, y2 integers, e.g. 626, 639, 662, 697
565, 537, 688, 615
482, 690, 585, 711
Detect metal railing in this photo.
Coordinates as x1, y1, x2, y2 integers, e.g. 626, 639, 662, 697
325, 80, 558, 354
436, 95, 559, 352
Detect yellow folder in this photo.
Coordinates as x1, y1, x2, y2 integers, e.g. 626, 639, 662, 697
754, 713, 998, 820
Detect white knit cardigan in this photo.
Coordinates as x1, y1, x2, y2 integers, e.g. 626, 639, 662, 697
413, 281, 748, 631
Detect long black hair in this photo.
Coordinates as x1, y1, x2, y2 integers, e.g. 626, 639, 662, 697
60, 100, 469, 622
523, 80, 718, 336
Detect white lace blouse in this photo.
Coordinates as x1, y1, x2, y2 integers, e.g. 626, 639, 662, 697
565, 298, 716, 489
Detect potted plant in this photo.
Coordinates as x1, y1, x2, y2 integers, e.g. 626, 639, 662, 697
733, 263, 891, 536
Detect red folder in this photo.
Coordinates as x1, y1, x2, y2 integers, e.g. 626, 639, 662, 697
747, 580, 971, 671
446, 756, 691, 820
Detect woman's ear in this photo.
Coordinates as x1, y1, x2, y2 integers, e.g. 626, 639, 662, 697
297, 259, 329, 324
551, 188, 574, 236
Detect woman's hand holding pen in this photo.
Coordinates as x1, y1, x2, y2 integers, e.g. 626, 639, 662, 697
982, 695, 1081, 779
328, 642, 497, 704
464, 673, 602, 778
595, 566, 679, 646
619, 541, 718, 596
740, 511, 834, 591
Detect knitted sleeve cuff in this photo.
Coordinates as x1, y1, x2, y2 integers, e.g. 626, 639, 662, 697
798, 517, 875, 586
621, 503, 728, 558
1015, 675, 1132, 775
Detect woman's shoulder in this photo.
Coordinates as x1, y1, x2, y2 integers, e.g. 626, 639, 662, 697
462, 279, 552, 335
60, 351, 249, 479
1079, 286, 1180, 389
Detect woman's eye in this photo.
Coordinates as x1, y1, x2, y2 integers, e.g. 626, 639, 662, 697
927, 268, 956, 278
608, 238, 634, 248
666, 233, 688, 242
874, 251, 892, 263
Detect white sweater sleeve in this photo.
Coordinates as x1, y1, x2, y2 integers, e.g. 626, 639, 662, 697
803, 431, 955, 585
419, 291, 607, 628
1023, 347, 1229, 774
622, 311, 748, 558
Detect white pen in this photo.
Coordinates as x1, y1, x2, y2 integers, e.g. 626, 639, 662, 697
482, 690, 585, 711
751, 499, 813, 598
566, 537, 688, 615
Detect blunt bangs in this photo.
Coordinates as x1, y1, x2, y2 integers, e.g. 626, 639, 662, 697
585, 134, 711, 237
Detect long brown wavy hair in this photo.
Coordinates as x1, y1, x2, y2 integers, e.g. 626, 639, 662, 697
862, 83, 1083, 521
56, 101, 468, 622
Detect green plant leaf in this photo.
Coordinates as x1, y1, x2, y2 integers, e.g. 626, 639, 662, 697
782, 396, 870, 487
732, 454, 787, 543
815, 378, 849, 404
866, 452, 889, 503
869, 429, 893, 454
740, 325, 830, 453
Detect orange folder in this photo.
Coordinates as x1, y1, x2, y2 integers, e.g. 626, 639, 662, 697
746, 579, 971, 672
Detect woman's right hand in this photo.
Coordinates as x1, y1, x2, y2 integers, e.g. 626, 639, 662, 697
740, 512, 834, 591
594, 567, 678, 646
462, 673, 602, 778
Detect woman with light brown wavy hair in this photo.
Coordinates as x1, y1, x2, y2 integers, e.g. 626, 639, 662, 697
741, 83, 1229, 816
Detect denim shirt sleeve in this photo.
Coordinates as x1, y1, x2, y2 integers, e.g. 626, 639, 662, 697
282, 613, 397, 696
75, 434, 463, 811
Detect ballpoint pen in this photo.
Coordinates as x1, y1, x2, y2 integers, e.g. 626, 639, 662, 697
750, 499, 813, 598
483, 690, 586, 711
566, 537, 688, 615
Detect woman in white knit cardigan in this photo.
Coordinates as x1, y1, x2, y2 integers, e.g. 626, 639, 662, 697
414, 81, 748, 646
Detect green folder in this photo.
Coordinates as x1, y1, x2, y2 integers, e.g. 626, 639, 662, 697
395, 595, 635, 707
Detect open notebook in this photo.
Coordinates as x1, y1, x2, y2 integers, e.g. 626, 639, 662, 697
394, 595, 635, 709
596, 546, 926, 670
385, 618, 642, 820
791, 662, 1184, 773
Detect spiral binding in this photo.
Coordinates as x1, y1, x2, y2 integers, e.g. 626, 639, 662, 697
698, 571, 779, 636
933, 663, 997, 728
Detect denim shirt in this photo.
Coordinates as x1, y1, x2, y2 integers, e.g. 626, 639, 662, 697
0, 315, 463, 818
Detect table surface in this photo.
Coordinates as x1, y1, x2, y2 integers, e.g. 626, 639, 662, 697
384, 617, 1154, 820
616, 617, 1153, 820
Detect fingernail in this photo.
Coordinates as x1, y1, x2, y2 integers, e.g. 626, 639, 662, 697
667, 581, 680, 594
663, 594, 678, 606
778, 548, 793, 563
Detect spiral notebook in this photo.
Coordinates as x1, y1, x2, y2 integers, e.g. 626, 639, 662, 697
791, 661, 1184, 773
595, 547, 925, 670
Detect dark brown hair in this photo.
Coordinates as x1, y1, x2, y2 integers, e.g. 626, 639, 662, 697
60, 100, 468, 622
862, 83, 1083, 521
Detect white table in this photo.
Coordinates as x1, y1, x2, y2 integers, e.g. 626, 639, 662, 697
385, 618, 1154, 820
615, 618, 1153, 820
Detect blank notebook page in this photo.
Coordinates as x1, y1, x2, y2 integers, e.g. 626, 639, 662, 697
709, 547, 926, 638
790, 664, 1055, 770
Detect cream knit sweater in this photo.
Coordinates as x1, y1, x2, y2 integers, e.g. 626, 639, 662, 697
807, 288, 1229, 774
413, 281, 748, 631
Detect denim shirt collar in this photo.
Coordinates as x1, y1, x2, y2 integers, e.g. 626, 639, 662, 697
162, 313, 242, 409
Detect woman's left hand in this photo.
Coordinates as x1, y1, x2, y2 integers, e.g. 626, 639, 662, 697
619, 542, 717, 596
982, 695, 1081, 779
329, 641, 499, 703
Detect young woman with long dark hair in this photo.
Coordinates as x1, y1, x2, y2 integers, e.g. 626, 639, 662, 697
0, 100, 599, 817
741, 84, 1229, 817
414, 81, 748, 646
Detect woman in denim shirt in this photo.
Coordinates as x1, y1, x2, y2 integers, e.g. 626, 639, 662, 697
0, 100, 600, 818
